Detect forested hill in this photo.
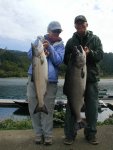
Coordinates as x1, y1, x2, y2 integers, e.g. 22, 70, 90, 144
0, 48, 30, 77
99, 52, 113, 77
0, 48, 113, 77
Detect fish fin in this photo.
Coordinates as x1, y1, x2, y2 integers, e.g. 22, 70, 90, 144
33, 104, 48, 114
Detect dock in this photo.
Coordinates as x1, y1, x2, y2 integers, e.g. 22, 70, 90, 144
0, 99, 113, 108
0, 99, 67, 109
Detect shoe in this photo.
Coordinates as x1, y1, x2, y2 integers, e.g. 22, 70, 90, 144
35, 135, 43, 144
64, 138, 74, 145
44, 137, 52, 145
86, 135, 99, 145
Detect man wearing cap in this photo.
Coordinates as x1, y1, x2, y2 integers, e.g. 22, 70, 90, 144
63, 15, 103, 145
27, 21, 64, 145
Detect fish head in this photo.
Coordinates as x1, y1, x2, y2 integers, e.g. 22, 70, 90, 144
31, 39, 44, 57
71, 45, 86, 68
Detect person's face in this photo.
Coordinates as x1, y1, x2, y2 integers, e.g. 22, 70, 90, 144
75, 22, 88, 35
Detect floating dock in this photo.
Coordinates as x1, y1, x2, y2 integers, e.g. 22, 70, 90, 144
0, 99, 113, 108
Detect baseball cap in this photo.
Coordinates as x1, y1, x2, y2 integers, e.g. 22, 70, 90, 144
74, 15, 87, 24
47, 21, 62, 33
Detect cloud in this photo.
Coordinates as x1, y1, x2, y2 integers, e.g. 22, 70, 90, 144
0, 0, 44, 40
0, 0, 113, 52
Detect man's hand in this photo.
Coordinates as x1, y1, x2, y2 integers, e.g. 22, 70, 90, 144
84, 46, 90, 55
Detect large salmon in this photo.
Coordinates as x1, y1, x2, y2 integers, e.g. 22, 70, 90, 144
32, 37, 48, 114
63, 45, 87, 121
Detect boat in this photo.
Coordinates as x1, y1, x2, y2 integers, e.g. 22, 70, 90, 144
13, 100, 28, 108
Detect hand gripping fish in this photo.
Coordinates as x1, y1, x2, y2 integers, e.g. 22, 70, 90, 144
31, 37, 48, 114
64, 45, 87, 122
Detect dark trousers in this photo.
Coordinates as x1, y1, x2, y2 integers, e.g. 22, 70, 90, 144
64, 102, 77, 140
84, 82, 99, 137
64, 81, 99, 139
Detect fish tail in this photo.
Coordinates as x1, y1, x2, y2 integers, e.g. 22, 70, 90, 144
33, 104, 48, 114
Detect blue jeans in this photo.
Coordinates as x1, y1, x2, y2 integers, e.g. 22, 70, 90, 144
27, 76, 57, 138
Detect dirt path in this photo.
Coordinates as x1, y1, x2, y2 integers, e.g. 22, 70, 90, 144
0, 125, 113, 150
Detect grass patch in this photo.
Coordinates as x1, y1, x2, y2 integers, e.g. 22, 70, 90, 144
0, 119, 32, 130
97, 118, 113, 126
0, 113, 113, 130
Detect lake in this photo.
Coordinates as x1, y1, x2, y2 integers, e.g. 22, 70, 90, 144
0, 78, 66, 100
0, 78, 113, 122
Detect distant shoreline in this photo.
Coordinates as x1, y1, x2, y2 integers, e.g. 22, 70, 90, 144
1, 76, 113, 79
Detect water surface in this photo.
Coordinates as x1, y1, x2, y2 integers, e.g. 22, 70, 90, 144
0, 78, 113, 122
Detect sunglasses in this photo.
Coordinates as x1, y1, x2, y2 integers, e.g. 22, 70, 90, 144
51, 29, 62, 33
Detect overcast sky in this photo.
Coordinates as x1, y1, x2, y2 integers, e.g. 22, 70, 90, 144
0, 0, 113, 52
